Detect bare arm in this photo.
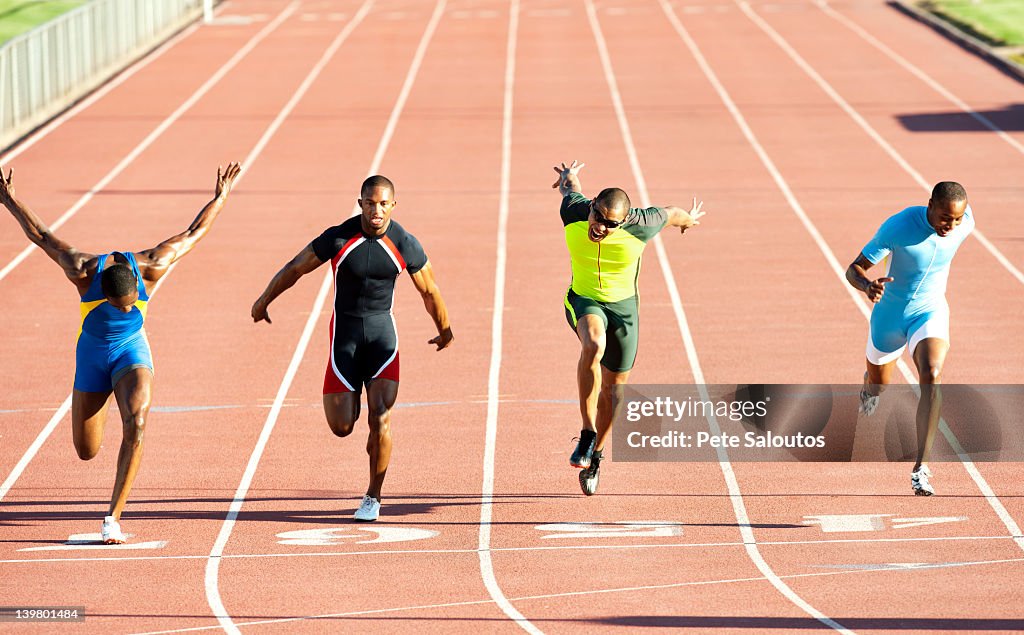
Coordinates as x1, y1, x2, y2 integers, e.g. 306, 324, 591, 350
251, 245, 324, 324
551, 160, 585, 197
664, 197, 706, 234
0, 165, 93, 289
846, 253, 893, 303
136, 162, 241, 284
410, 262, 453, 350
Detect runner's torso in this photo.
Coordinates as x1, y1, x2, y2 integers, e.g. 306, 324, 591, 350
862, 205, 974, 309
311, 217, 428, 316
560, 192, 667, 303
79, 252, 149, 341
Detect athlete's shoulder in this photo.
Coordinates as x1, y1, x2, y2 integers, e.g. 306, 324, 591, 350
311, 217, 362, 261
386, 220, 428, 272
560, 192, 590, 225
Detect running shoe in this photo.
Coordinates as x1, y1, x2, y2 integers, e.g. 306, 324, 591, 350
570, 429, 597, 468
353, 495, 381, 522
101, 516, 127, 545
911, 465, 934, 496
859, 389, 879, 416
579, 453, 601, 496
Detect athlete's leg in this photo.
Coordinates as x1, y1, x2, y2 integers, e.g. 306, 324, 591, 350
576, 314, 606, 433
912, 337, 948, 471
864, 358, 897, 395
324, 393, 361, 437
364, 378, 399, 501
594, 366, 631, 452
108, 368, 152, 519
71, 390, 114, 460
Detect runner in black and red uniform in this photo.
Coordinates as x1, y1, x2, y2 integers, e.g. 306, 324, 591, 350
252, 175, 453, 521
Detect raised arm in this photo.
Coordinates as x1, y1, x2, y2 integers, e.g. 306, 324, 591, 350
0, 165, 94, 289
551, 160, 585, 197
136, 162, 241, 284
409, 262, 453, 351
846, 253, 892, 304
251, 245, 324, 324
664, 197, 706, 234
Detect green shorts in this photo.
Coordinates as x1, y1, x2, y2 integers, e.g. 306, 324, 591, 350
564, 288, 639, 373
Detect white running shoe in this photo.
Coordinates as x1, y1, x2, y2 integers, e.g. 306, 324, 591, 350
911, 465, 934, 496
101, 516, 127, 544
859, 389, 879, 416
353, 495, 380, 522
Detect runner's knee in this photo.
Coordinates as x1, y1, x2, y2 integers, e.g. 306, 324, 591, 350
122, 414, 146, 446
919, 362, 943, 384
74, 439, 101, 461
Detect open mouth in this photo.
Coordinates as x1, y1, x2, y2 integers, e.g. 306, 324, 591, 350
588, 226, 604, 242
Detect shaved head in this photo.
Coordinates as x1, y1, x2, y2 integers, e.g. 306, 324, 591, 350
931, 181, 966, 205
102, 263, 137, 299
593, 188, 630, 215
361, 175, 395, 198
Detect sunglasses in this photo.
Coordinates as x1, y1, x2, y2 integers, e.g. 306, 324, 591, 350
590, 202, 625, 229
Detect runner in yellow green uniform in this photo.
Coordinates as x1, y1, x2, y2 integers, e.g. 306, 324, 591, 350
553, 160, 706, 495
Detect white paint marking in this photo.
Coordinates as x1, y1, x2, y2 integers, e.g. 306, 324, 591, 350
276, 526, 438, 546
536, 521, 683, 539
480, 1, 539, 633
803, 514, 891, 533
18, 533, 167, 551
890, 516, 968, 530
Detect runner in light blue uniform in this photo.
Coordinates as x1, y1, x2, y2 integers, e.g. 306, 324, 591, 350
846, 182, 974, 496
862, 203, 974, 363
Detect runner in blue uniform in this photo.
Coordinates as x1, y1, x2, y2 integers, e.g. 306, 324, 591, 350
0, 162, 241, 542
252, 175, 453, 522
846, 181, 974, 495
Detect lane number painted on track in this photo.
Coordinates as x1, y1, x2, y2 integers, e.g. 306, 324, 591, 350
535, 521, 683, 540
18, 533, 168, 552
802, 514, 968, 533
276, 526, 438, 546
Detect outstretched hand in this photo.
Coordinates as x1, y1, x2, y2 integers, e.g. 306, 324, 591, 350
681, 197, 705, 233
0, 165, 14, 204
216, 162, 242, 199
428, 327, 454, 351
551, 159, 585, 190
866, 277, 893, 303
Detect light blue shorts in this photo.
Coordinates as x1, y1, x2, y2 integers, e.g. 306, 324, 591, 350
866, 299, 949, 365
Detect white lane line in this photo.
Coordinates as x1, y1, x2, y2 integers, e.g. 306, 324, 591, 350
737, 0, 1024, 288
0, 0, 230, 164
201, 1, 449, 633
735, 0, 1024, 552
586, 0, 850, 631
479, 1, 540, 634
817, 0, 1024, 158
130, 554, 1024, 634
0, 1, 301, 284
6, 533, 1021, 566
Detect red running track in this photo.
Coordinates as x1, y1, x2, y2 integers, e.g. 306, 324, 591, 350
1, 0, 1022, 633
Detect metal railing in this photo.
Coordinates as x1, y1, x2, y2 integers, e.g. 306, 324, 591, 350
0, 0, 205, 151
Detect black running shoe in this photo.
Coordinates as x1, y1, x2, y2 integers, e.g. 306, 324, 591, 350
570, 429, 597, 468
579, 452, 601, 496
